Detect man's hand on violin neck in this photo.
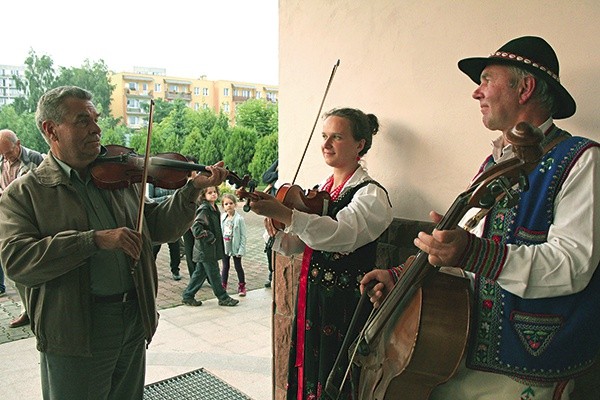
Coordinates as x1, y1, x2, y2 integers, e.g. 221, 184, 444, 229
94, 228, 142, 260
191, 161, 228, 189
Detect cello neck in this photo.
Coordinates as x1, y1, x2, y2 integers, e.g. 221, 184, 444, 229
363, 189, 473, 342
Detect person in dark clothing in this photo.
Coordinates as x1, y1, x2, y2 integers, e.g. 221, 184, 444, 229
147, 183, 182, 280
182, 186, 239, 307
261, 159, 278, 287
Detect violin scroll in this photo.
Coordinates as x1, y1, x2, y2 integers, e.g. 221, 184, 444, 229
505, 121, 544, 163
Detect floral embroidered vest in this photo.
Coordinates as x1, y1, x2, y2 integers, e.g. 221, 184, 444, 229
466, 133, 600, 385
309, 180, 389, 291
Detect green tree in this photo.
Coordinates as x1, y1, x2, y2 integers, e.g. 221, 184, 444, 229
55, 59, 115, 114
0, 105, 48, 153
223, 126, 257, 176
143, 98, 175, 125
248, 132, 278, 182
99, 116, 130, 147
235, 99, 278, 137
12, 49, 57, 114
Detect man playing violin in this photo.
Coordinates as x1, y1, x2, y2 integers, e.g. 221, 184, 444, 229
0, 85, 229, 400
362, 36, 600, 399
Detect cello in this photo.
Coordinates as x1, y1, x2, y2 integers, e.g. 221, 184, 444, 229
326, 122, 545, 400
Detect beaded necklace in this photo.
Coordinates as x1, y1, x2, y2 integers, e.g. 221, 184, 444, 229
321, 169, 355, 200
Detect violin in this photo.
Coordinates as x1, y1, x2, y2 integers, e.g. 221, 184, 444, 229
91, 144, 254, 191
270, 184, 331, 230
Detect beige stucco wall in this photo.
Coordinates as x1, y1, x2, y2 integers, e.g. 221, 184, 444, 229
278, 0, 600, 220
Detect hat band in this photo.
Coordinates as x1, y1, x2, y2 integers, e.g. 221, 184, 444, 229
489, 51, 560, 83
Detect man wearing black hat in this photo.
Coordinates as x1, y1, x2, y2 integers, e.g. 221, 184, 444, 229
362, 36, 600, 399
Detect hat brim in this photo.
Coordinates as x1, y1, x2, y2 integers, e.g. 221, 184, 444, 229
458, 57, 576, 119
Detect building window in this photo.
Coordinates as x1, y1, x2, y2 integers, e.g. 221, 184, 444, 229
194, 87, 200, 95
127, 98, 140, 109
256, 92, 261, 99
203, 88, 209, 96
242, 90, 250, 98
194, 103, 199, 111
224, 88, 229, 96
203, 103, 209, 110
155, 83, 161, 92
233, 89, 239, 97
128, 116, 140, 126
170, 85, 178, 92
142, 83, 148, 92
223, 102, 230, 113
128, 82, 138, 91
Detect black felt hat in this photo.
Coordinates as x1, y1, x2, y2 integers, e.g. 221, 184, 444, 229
458, 36, 576, 119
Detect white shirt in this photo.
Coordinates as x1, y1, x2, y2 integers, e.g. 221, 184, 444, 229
464, 118, 600, 299
272, 166, 393, 255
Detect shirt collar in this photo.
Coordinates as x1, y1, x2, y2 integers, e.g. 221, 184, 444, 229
54, 156, 89, 184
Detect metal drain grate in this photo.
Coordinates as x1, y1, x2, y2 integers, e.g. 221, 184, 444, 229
144, 368, 253, 400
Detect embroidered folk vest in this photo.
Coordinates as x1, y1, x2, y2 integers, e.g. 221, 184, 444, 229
466, 134, 600, 385
309, 180, 390, 291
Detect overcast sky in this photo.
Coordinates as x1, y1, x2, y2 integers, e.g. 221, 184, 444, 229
3, 0, 279, 85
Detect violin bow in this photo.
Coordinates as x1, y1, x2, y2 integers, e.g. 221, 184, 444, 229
135, 99, 155, 236
291, 59, 340, 185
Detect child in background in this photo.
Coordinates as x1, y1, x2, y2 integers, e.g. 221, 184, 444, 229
221, 194, 248, 296
182, 186, 239, 307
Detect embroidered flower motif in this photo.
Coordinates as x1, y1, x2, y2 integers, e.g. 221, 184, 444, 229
311, 268, 319, 278
482, 300, 494, 310
322, 324, 335, 336
538, 157, 554, 174
520, 385, 536, 400
324, 271, 334, 282
339, 273, 350, 286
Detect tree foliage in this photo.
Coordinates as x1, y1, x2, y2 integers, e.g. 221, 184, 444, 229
248, 132, 278, 182
0, 105, 48, 153
3, 49, 279, 175
55, 59, 115, 115
223, 126, 258, 176
12, 49, 57, 114
235, 98, 278, 137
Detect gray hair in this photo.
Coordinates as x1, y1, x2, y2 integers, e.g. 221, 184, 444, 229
35, 86, 93, 144
508, 66, 556, 116
0, 129, 18, 144
323, 108, 380, 156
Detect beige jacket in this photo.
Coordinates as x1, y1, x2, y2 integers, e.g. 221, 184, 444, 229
0, 152, 199, 356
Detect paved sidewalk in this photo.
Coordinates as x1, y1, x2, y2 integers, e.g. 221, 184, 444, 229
0, 204, 274, 399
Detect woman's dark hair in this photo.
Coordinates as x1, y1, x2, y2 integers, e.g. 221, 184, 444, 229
323, 108, 380, 156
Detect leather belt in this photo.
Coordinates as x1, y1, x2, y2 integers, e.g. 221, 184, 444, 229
93, 289, 137, 303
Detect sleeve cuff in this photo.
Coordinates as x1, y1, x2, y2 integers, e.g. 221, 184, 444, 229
459, 232, 507, 280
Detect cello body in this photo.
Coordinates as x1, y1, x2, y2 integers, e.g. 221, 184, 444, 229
355, 268, 471, 400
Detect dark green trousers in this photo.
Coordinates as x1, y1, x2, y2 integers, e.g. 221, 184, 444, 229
40, 300, 146, 400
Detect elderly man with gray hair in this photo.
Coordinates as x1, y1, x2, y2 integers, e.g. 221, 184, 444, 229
0, 128, 44, 327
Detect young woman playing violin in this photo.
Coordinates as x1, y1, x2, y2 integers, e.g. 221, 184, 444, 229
248, 108, 393, 400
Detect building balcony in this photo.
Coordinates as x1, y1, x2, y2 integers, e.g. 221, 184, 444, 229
232, 95, 251, 103
165, 91, 192, 101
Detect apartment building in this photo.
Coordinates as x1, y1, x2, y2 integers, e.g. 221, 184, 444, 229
0, 64, 25, 107
109, 67, 278, 129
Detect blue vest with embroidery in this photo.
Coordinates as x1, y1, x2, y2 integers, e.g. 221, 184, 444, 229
466, 132, 600, 384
